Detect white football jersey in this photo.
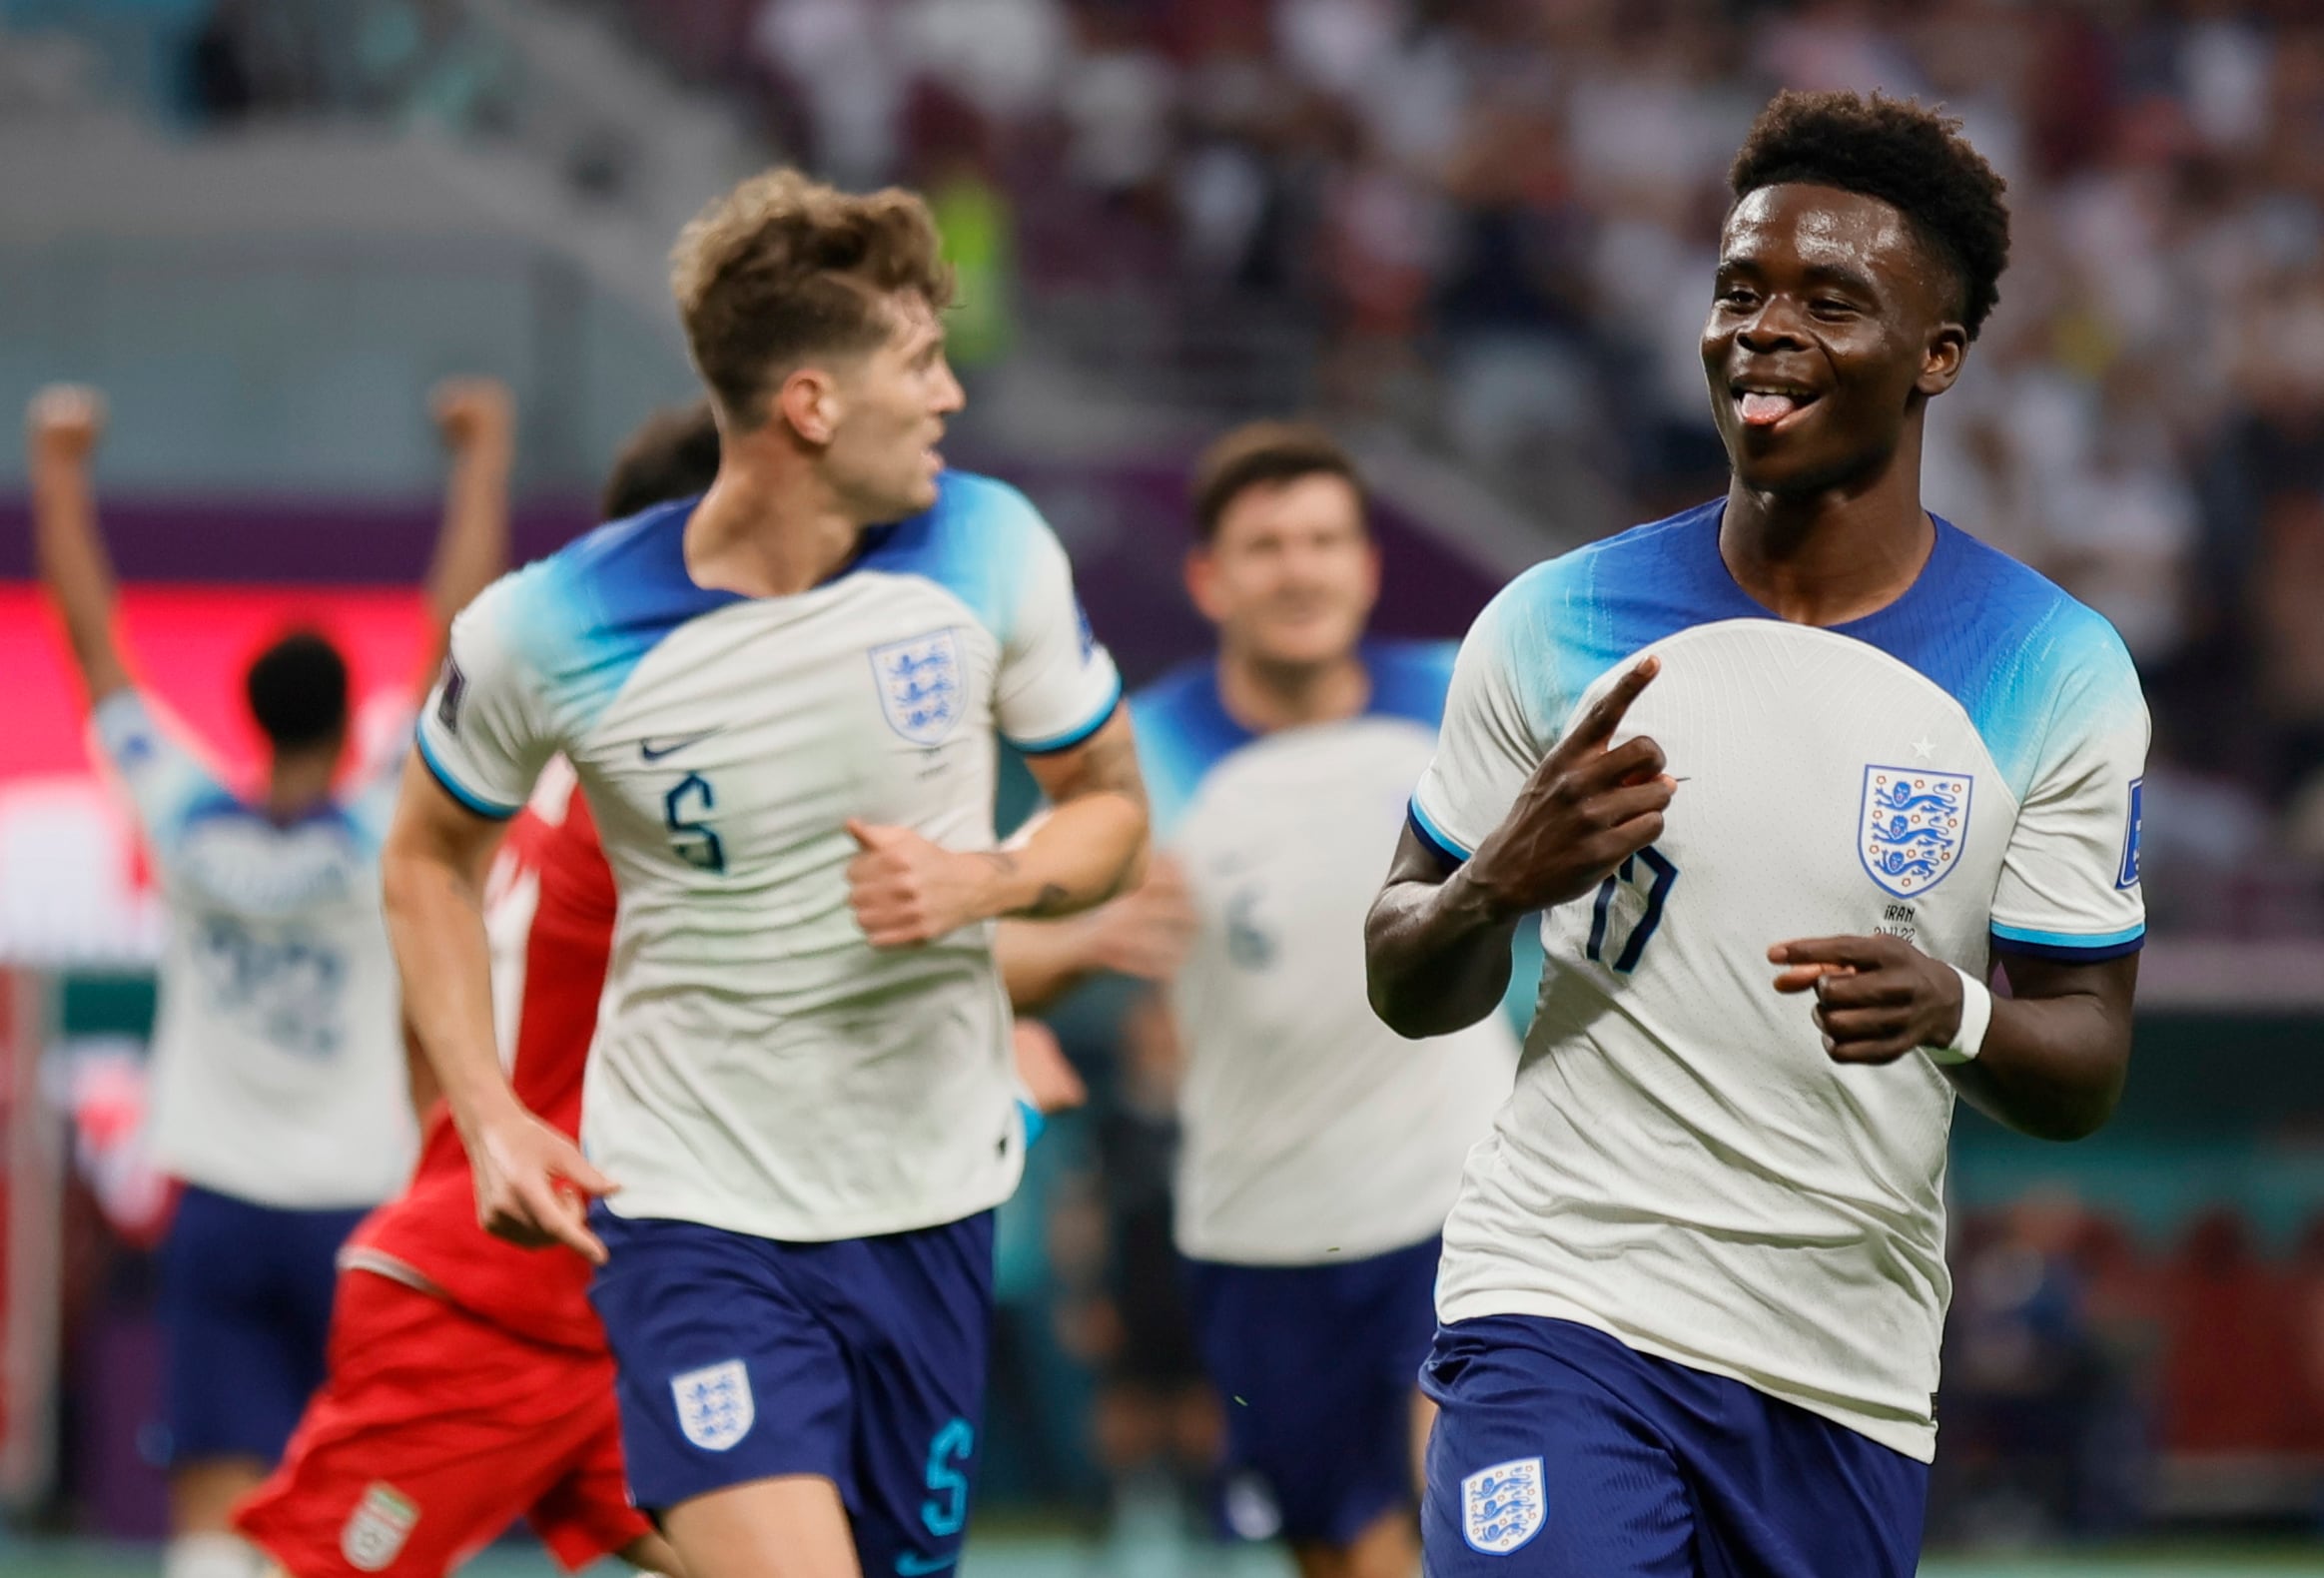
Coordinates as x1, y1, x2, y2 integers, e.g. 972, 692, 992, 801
1409, 503, 2148, 1462
416, 473, 1122, 1242
95, 692, 416, 1209
1139, 644, 1518, 1265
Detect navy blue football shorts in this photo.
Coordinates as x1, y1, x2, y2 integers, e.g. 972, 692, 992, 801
158, 1183, 367, 1465
587, 1206, 994, 1578
1184, 1232, 1441, 1547
1420, 1315, 1927, 1577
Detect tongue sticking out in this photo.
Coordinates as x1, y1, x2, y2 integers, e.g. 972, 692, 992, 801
1740, 392, 1799, 426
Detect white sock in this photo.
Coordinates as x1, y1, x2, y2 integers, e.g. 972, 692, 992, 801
164, 1532, 267, 1578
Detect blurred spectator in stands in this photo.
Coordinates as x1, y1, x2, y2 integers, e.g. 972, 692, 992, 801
187, 0, 258, 122
1433, 98, 1597, 478
750, 0, 906, 187
2161, 1207, 2304, 1457
1938, 1190, 2121, 1542
2257, 488, 2324, 808
2287, 1214, 2324, 1457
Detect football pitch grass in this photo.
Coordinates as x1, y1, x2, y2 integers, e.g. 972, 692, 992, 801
1, 1536, 2319, 1576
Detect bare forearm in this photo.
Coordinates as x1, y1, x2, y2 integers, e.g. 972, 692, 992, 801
382, 830, 514, 1140
1943, 988, 2128, 1142
1365, 867, 1520, 1039
30, 457, 130, 701
401, 1016, 444, 1126
426, 442, 511, 629
995, 916, 1103, 1011
984, 793, 1147, 920
1941, 952, 2135, 1141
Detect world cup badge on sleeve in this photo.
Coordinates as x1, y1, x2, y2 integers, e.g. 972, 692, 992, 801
1462, 1456, 1546, 1554
671, 1358, 756, 1452
871, 629, 966, 746
1859, 766, 1973, 898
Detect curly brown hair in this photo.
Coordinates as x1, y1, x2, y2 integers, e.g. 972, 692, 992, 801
1730, 90, 2010, 340
670, 169, 956, 423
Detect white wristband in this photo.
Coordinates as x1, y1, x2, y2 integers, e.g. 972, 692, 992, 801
1925, 965, 1991, 1066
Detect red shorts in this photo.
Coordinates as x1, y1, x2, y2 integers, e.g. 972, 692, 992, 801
235, 1268, 650, 1576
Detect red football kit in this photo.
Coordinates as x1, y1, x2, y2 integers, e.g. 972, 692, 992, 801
237, 773, 650, 1576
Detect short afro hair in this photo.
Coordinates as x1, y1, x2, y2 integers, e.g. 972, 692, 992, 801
245, 629, 349, 752
1729, 90, 2010, 340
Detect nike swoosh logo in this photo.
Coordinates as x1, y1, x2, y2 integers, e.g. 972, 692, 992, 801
893, 1555, 958, 1576
638, 729, 721, 763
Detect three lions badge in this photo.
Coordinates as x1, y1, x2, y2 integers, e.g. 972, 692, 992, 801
1462, 1456, 1546, 1555
871, 629, 965, 747
672, 1358, 755, 1452
1858, 766, 1972, 898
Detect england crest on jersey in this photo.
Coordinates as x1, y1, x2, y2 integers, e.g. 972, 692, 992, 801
871, 629, 965, 746
671, 1358, 755, 1452
1859, 766, 1972, 898
1462, 1456, 1545, 1554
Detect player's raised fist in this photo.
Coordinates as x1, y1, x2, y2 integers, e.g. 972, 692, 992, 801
27, 385, 106, 465
1467, 656, 1677, 915
429, 376, 515, 452
468, 1107, 619, 1263
1769, 933, 1965, 1066
844, 817, 1002, 948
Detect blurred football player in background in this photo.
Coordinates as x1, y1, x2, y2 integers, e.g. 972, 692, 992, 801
28, 378, 512, 1578
1006, 422, 1518, 1578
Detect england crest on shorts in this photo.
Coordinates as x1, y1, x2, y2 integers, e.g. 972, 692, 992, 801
1462, 1456, 1545, 1555
871, 629, 965, 746
1859, 765, 1972, 899
340, 1481, 420, 1573
671, 1358, 755, 1452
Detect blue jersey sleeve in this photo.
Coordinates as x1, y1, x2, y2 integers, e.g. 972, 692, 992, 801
1986, 605, 2150, 960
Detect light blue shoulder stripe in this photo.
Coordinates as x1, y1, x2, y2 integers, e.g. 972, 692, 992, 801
415, 726, 521, 819
1990, 920, 2146, 950
1407, 796, 1473, 863
1013, 673, 1123, 755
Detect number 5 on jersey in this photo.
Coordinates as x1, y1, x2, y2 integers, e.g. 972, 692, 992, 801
1586, 847, 1677, 973
663, 773, 726, 873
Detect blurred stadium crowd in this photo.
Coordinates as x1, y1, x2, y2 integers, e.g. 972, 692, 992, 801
1936, 1193, 2324, 1542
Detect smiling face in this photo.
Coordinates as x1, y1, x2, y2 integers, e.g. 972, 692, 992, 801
1702, 184, 1967, 497
1187, 471, 1379, 671
817, 291, 965, 519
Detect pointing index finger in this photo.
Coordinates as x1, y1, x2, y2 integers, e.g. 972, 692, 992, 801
1568, 656, 1661, 753
1768, 936, 1895, 970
